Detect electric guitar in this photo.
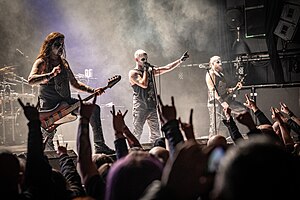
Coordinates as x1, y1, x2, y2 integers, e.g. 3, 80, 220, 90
221, 75, 246, 101
39, 75, 121, 132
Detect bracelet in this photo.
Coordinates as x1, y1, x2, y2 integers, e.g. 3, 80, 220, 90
86, 87, 95, 93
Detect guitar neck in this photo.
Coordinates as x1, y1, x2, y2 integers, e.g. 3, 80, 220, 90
66, 86, 109, 114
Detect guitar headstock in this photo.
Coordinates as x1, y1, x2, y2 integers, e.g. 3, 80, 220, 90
107, 75, 121, 88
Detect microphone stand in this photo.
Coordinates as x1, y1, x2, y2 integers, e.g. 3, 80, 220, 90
206, 68, 221, 136
149, 67, 163, 137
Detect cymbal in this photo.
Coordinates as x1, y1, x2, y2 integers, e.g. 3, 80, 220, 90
0, 81, 17, 86
0, 66, 15, 73
5, 77, 30, 85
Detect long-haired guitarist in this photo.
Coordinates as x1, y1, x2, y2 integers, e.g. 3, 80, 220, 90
28, 32, 115, 154
205, 56, 247, 139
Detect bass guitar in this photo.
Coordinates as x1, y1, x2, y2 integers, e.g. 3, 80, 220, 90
39, 75, 121, 132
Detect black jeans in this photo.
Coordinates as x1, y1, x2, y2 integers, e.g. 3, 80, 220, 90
40, 98, 105, 150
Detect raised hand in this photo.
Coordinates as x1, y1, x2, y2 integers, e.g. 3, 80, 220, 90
236, 111, 256, 130
271, 107, 282, 122
223, 106, 232, 120
157, 95, 177, 126
110, 105, 128, 133
243, 94, 258, 112
280, 102, 292, 115
17, 98, 39, 121
179, 109, 195, 140
56, 140, 68, 157
180, 50, 189, 62
273, 107, 288, 123
78, 94, 97, 119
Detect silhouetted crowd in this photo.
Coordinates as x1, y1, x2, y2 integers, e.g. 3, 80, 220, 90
1, 93, 300, 200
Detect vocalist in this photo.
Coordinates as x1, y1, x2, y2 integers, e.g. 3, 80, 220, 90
129, 49, 189, 143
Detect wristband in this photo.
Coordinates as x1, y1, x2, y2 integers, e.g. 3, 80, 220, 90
86, 87, 95, 93
46, 73, 53, 81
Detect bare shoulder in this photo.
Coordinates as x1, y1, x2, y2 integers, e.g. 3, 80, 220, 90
34, 58, 45, 66
129, 69, 140, 77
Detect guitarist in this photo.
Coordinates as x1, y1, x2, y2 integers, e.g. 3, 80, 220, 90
28, 32, 115, 154
205, 56, 247, 138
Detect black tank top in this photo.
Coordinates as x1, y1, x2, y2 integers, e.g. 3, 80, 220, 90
39, 59, 71, 110
132, 69, 156, 110
208, 71, 227, 103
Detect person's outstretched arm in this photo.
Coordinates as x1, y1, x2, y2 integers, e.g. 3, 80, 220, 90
76, 95, 105, 200
18, 99, 53, 198
280, 102, 300, 128
110, 105, 129, 159
271, 107, 294, 148
222, 107, 243, 142
153, 51, 189, 76
178, 109, 196, 141
157, 95, 184, 158
57, 143, 86, 198
244, 94, 272, 125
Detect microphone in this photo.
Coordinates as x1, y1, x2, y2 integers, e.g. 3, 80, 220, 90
199, 64, 211, 69
144, 62, 155, 68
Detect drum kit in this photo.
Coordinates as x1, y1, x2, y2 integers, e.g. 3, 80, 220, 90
0, 65, 36, 145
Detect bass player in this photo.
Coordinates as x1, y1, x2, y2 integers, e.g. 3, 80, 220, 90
28, 32, 115, 154
205, 55, 247, 138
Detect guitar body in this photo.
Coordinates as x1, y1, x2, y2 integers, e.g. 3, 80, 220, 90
221, 76, 246, 102
39, 75, 121, 132
39, 102, 78, 132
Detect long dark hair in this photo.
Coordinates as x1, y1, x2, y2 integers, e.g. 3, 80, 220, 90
36, 32, 66, 63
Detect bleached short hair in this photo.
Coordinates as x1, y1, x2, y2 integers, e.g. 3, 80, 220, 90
209, 56, 221, 66
134, 49, 147, 59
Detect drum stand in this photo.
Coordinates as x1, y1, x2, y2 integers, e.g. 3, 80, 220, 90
0, 77, 35, 145
0, 84, 17, 144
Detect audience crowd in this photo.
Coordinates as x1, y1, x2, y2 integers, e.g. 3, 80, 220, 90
1, 93, 300, 200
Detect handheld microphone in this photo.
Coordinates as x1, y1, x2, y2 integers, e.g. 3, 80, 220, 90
144, 62, 155, 68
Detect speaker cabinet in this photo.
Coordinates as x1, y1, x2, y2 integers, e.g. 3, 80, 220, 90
244, 0, 266, 38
